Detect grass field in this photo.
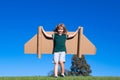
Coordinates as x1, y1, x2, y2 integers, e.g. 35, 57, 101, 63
0, 76, 120, 80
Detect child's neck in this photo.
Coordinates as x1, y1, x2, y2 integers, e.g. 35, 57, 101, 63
58, 33, 62, 35
57, 33, 63, 35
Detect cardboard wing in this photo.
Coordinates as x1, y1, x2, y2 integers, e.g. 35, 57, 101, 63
24, 26, 96, 58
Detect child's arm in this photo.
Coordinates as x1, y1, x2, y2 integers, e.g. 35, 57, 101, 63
67, 27, 81, 38
41, 27, 53, 38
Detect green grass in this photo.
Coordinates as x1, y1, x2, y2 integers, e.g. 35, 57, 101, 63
0, 76, 120, 80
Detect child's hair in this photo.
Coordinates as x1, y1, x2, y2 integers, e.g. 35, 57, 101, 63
54, 23, 67, 34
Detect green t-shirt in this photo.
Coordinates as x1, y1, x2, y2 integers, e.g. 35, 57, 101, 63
53, 34, 68, 52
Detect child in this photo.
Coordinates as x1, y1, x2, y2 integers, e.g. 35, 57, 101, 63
41, 23, 80, 78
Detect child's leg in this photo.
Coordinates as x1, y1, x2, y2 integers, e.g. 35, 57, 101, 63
54, 63, 58, 76
53, 52, 59, 77
59, 52, 66, 75
59, 61, 64, 75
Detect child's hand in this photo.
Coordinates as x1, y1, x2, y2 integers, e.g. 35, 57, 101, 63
41, 27, 43, 30
41, 27, 44, 31
78, 26, 81, 31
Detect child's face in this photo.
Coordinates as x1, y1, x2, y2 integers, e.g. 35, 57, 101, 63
58, 26, 64, 34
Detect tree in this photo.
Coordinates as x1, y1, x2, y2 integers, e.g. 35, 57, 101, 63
70, 55, 91, 76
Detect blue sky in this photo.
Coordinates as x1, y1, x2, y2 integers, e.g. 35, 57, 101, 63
0, 0, 120, 76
